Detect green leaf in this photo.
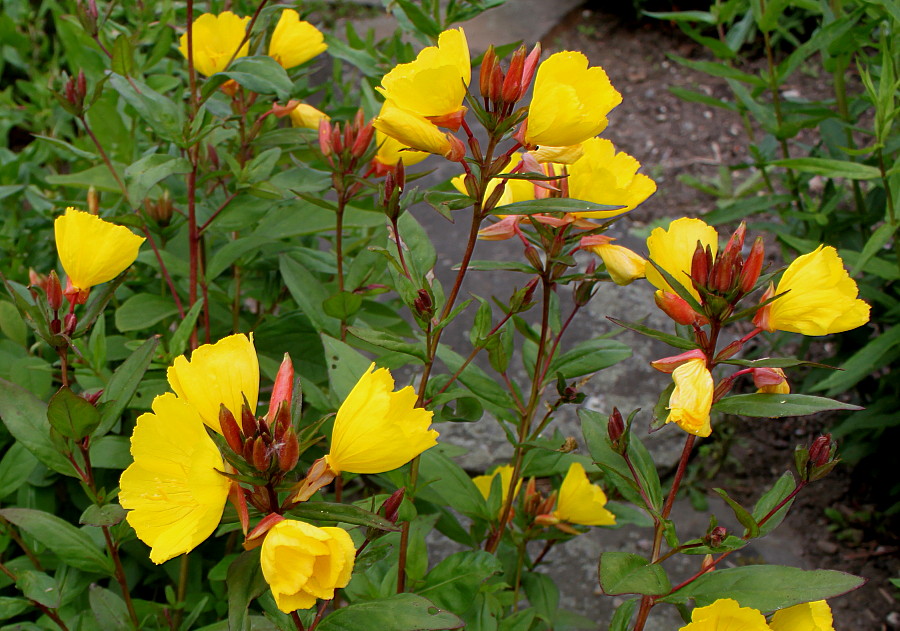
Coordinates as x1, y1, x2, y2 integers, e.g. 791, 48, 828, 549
0, 508, 114, 575
124, 153, 191, 202
770, 157, 882, 179
97, 336, 160, 436
218, 56, 294, 101
281, 254, 341, 337
33, 135, 98, 160
80, 504, 127, 527
111, 34, 135, 76
0, 597, 30, 621
608, 318, 700, 350
347, 327, 425, 361
599, 552, 671, 596
0, 378, 76, 476
462, 260, 536, 273
47, 386, 101, 440
812, 323, 900, 395
0, 443, 38, 499
418, 551, 502, 612
0, 299, 27, 346
168, 301, 203, 359
89, 585, 131, 631
661, 566, 865, 609
547, 338, 631, 379
752, 472, 796, 536
644, 10, 716, 23
712, 393, 862, 418
16, 571, 60, 608
317, 594, 464, 631
227, 549, 269, 631
89, 436, 132, 469
720, 357, 832, 369
115, 294, 179, 331
321, 336, 371, 402
609, 599, 639, 631
521, 572, 559, 622
108, 73, 183, 143
712, 488, 759, 538
852, 221, 897, 277
286, 502, 398, 531
489, 198, 623, 216
323, 292, 364, 320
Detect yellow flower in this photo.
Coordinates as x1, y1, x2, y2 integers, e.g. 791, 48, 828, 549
769, 600, 834, 631
373, 126, 428, 171
324, 363, 438, 475
376, 28, 470, 118
54, 207, 144, 293
582, 236, 646, 286
753, 245, 870, 336
167, 334, 259, 433
372, 100, 457, 158
260, 519, 355, 612
753, 367, 790, 394
119, 393, 230, 564
566, 138, 657, 219
268, 9, 327, 70
680, 598, 771, 631
451, 153, 533, 208
529, 144, 584, 165
525, 52, 622, 147
667, 358, 714, 437
473, 465, 520, 501
646, 217, 719, 302
289, 103, 330, 130
178, 12, 250, 77
554, 462, 615, 526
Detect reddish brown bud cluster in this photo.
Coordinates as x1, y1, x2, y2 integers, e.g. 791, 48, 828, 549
219, 355, 300, 475
795, 434, 839, 482
479, 43, 541, 116
143, 191, 174, 227
381, 159, 405, 221
58, 70, 88, 117
523, 478, 558, 524
608, 407, 628, 454
318, 109, 374, 170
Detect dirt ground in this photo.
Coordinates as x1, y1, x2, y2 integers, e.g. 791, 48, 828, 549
543, 6, 899, 628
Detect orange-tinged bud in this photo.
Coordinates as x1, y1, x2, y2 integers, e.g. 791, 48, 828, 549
752, 283, 776, 331
244, 512, 286, 549
292, 457, 337, 503
741, 237, 765, 293
427, 109, 467, 132
87, 186, 100, 215
809, 434, 834, 468
724, 222, 746, 256
700, 554, 716, 574
252, 437, 270, 472
278, 431, 300, 472
654, 290, 701, 326
446, 134, 467, 162
241, 402, 257, 437
351, 122, 375, 158
46, 270, 63, 311
480, 46, 496, 99
318, 118, 333, 157
220, 404, 244, 453
266, 354, 294, 425
229, 480, 250, 535
519, 43, 541, 101
501, 46, 526, 103
64, 312, 78, 336
651, 349, 707, 373
752, 367, 789, 394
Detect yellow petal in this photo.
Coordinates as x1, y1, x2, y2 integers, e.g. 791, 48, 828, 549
566, 138, 657, 218
289, 103, 330, 130
373, 101, 453, 157
590, 243, 646, 285
374, 128, 429, 169
119, 393, 230, 564
260, 519, 355, 613
377, 28, 469, 118
769, 600, 834, 631
268, 9, 327, 69
525, 52, 622, 147
178, 12, 250, 76
680, 598, 771, 631
645, 217, 719, 302
167, 333, 259, 433
666, 358, 713, 437
472, 465, 519, 501
766, 246, 870, 335
554, 462, 616, 526
54, 207, 144, 292
325, 363, 437, 474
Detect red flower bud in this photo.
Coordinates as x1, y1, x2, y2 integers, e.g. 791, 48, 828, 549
278, 431, 300, 472
724, 222, 746, 256
740, 237, 765, 293
64, 312, 78, 336
809, 434, 833, 467
46, 270, 63, 312
655, 291, 700, 326
480, 46, 496, 101
252, 437, 270, 472
220, 404, 244, 453
266, 354, 294, 426
351, 122, 375, 158
501, 46, 526, 103
608, 407, 625, 444
241, 403, 258, 438
382, 487, 406, 524
691, 242, 709, 287
518, 44, 541, 101
318, 118, 333, 157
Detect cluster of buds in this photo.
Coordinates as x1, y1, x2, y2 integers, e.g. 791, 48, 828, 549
795, 434, 839, 482
703, 524, 729, 549
479, 44, 541, 117
318, 109, 374, 179
219, 356, 300, 476
75, 0, 99, 36
58, 70, 88, 117
28, 270, 80, 338
143, 191, 174, 227
523, 478, 562, 528
380, 159, 405, 222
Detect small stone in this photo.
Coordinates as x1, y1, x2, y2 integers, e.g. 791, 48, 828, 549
816, 540, 839, 555
886, 611, 900, 629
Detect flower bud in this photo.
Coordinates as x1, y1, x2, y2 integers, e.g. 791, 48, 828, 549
740, 237, 765, 293
700, 554, 716, 574
241, 403, 258, 438
266, 354, 294, 426
252, 436, 271, 472
651, 349, 707, 373
351, 122, 375, 158
608, 407, 626, 453
413, 289, 433, 318
724, 222, 746, 257
87, 185, 100, 215
480, 46, 497, 100
381, 487, 406, 524
220, 404, 244, 453
808, 434, 833, 468
752, 367, 789, 394
501, 45, 526, 103
654, 291, 701, 326
691, 242, 709, 287
707, 525, 727, 548
445, 134, 467, 162
518, 44, 541, 101
229, 480, 250, 535
46, 270, 63, 312
715, 339, 743, 362
278, 431, 300, 472
80, 389, 103, 406
524, 244, 543, 271
244, 512, 286, 549
489, 64, 503, 103
64, 312, 78, 336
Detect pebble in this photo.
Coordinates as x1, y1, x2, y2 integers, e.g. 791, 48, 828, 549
816, 540, 839, 554
886, 612, 900, 629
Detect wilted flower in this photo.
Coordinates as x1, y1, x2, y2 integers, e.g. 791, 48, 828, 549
178, 12, 250, 76
753, 367, 790, 394
553, 462, 615, 526
268, 9, 327, 70
167, 334, 260, 433
260, 519, 355, 612
119, 394, 230, 564
373, 128, 429, 172
54, 207, 144, 294
525, 52, 622, 147
679, 598, 770, 631
769, 600, 834, 631
646, 217, 718, 302
667, 358, 714, 437
753, 245, 870, 336
324, 364, 438, 474
581, 235, 646, 285
289, 103, 330, 130
566, 138, 656, 219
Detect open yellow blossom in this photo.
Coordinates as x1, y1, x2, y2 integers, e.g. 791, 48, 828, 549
167, 334, 259, 433
567, 138, 657, 219
646, 217, 718, 302
178, 12, 250, 76
373, 100, 457, 158
554, 462, 616, 526
324, 364, 438, 474
525, 52, 622, 147
680, 598, 771, 631
261, 519, 355, 612
473, 465, 521, 501
119, 393, 230, 564
377, 28, 470, 118
54, 207, 144, 293
268, 9, 327, 70
289, 103, 330, 130
769, 600, 834, 631
667, 358, 714, 437
373, 122, 428, 171
753, 245, 870, 336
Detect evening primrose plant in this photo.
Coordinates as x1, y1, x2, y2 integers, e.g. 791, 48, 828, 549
0, 1, 874, 630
